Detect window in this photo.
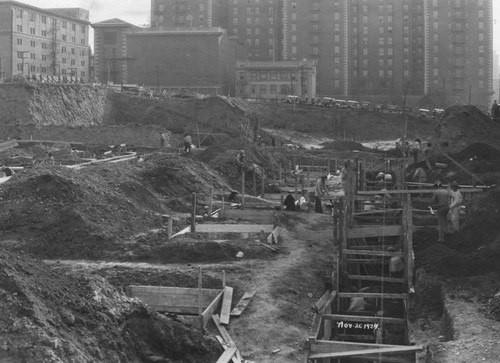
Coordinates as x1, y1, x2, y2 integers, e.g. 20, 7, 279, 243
30, 27, 35, 35
30, 65, 35, 73
379, 37, 384, 45
255, 39, 260, 46
479, 33, 484, 41
270, 85, 277, 94
479, 69, 484, 77
17, 51, 24, 59
71, 48, 75, 54
379, 48, 384, 56
291, 34, 296, 43
30, 41, 35, 47
433, 69, 439, 76
80, 50, 86, 56
30, 12, 35, 21
62, 21, 67, 29
479, 80, 484, 89
334, 46, 340, 54
42, 55, 47, 61
103, 31, 117, 44
30, 53, 35, 60
72, 37, 76, 43
433, 34, 439, 42
259, 85, 267, 95
72, 23, 76, 31
246, 28, 251, 35
42, 43, 47, 49
62, 46, 66, 53
379, 70, 384, 77
17, 38, 22, 45
387, 48, 393, 56
17, 9, 23, 18
16, 25, 23, 32
379, 59, 384, 67
41, 67, 47, 73
62, 34, 67, 41
291, 46, 297, 55
17, 64, 23, 71
81, 39, 86, 45
42, 30, 47, 37
62, 58, 67, 64
71, 59, 76, 65
246, 17, 251, 25
41, 15, 47, 24
387, 70, 393, 77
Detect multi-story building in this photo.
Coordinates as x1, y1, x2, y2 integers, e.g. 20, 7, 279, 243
0, 1, 91, 81
126, 27, 234, 95
282, 0, 493, 108
151, 0, 283, 62
151, 0, 220, 28
235, 60, 316, 100
92, 18, 140, 84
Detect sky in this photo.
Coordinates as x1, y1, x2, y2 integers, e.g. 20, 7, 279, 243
15, 0, 500, 57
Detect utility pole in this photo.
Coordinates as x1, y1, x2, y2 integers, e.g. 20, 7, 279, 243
468, 83, 471, 105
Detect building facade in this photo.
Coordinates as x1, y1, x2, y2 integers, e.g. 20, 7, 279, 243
126, 28, 234, 95
151, 0, 219, 28
92, 18, 140, 84
0, 1, 91, 81
281, 0, 493, 108
235, 60, 316, 100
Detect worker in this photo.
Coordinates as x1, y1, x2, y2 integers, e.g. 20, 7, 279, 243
236, 150, 246, 165
228, 191, 238, 203
413, 167, 427, 196
422, 143, 435, 170
491, 100, 500, 120
295, 191, 307, 211
409, 138, 422, 163
183, 135, 193, 153
449, 181, 463, 233
314, 175, 330, 213
283, 192, 296, 211
387, 247, 404, 279
429, 180, 451, 242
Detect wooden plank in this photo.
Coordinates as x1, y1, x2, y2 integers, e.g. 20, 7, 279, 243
338, 292, 408, 299
230, 290, 256, 317
357, 188, 484, 195
336, 334, 375, 342
313, 289, 332, 313
128, 285, 221, 308
345, 258, 386, 264
194, 224, 274, 233
347, 274, 406, 283
343, 249, 402, 257
309, 346, 421, 360
215, 336, 240, 363
216, 345, 237, 363
145, 305, 199, 314
323, 314, 406, 325
212, 315, 243, 361
220, 287, 234, 325
347, 225, 402, 239
0, 139, 18, 153
202, 291, 223, 328
223, 209, 275, 223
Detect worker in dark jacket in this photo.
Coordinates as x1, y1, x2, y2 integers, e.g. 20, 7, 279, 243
283, 192, 296, 211
429, 180, 451, 242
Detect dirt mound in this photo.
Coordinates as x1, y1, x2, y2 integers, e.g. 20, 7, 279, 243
0, 252, 219, 362
436, 105, 500, 154
321, 140, 365, 151
0, 164, 162, 259
141, 154, 232, 198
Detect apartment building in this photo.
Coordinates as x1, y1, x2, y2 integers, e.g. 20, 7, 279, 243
282, 0, 493, 107
0, 1, 91, 81
151, 0, 221, 28
92, 18, 140, 84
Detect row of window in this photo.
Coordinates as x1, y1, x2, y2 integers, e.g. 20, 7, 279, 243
15, 25, 86, 44
16, 39, 87, 55
232, 16, 276, 25
15, 9, 86, 33
17, 52, 86, 66
15, 63, 87, 77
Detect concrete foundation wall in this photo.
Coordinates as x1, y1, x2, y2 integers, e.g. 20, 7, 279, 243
0, 124, 170, 148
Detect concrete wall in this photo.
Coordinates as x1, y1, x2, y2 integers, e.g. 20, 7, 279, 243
0, 124, 170, 148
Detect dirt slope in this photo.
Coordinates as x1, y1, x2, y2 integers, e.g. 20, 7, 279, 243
0, 251, 220, 363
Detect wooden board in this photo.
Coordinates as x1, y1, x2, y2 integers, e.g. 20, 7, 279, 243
230, 290, 256, 317
323, 314, 406, 325
216, 345, 237, 363
215, 336, 240, 363
313, 289, 332, 313
347, 225, 402, 239
223, 209, 275, 223
338, 292, 408, 299
202, 291, 223, 328
128, 285, 221, 311
220, 286, 233, 325
343, 249, 402, 257
0, 139, 18, 153
347, 274, 406, 283
212, 315, 243, 362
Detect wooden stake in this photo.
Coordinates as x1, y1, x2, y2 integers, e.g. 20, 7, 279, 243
261, 169, 265, 197
209, 188, 213, 215
241, 170, 246, 209
222, 270, 226, 289
253, 169, 257, 196
167, 216, 173, 240
191, 192, 197, 233
198, 266, 203, 331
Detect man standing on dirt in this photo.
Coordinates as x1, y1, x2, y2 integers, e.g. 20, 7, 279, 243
449, 181, 462, 233
314, 176, 330, 213
491, 100, 499, 120
409, 138, 421, 163
429, 180, 451, 242
422, 143, 435, 170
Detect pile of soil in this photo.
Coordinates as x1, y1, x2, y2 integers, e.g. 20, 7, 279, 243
321, 140, 366, 151
436, 106, 500, 154
0, 163, 162, 259
0, 251, 220, 363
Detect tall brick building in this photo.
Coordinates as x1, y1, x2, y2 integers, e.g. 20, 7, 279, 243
0, 1, 91, 81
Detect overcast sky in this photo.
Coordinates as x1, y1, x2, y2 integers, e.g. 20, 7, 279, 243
16, 0, 500, 57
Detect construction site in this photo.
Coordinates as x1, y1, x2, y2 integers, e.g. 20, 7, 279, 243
1, 81, 500, 363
